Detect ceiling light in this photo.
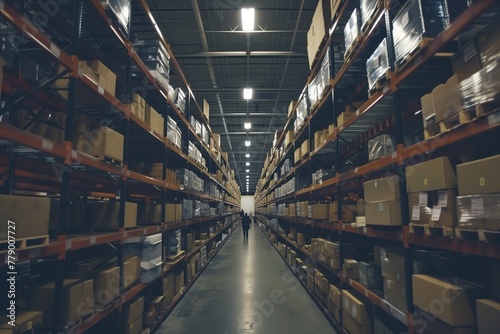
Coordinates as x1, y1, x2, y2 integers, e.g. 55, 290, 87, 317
245, 153, 250, 158
241, 8, 255, 32
245, 140, 251, 147
246, 162, 250, 166
246, 169, 250, 173
244, 122, 252, 130
243, 88, 253, 100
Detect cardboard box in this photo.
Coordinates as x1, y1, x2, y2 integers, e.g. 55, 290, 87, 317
331, 0, 341, 21
123, 256, 140, 289
359, 262, 382, 289
343, 290, 370, 325
432, 75, 462, 121
311, 203, 329, 220
29, 279, 93, 327
457, 155, 500, 195
337, 110, 354, 127
92, 201, 138, 229
477, 17, 500, 67
365, 201, 402, 226
106, 68, 116, 96
476, 299, 500, 334
0, 195, 50, 239
0, 311, 43, 334
123, 297, 144, 325
175, 270, 185, 293
408, 190, 457, 227
421, 92, 435, 127
363, 176, 400, 203
406, 157, 457, 193
288, 100, 297, 118
294, 147, 302, 164
94, 266, 120, 305
143, 310, 157, 326
301, 139, 310, 158
384, 278, 407, 313
296, 233, 305, 247
329, 284, 342, 308
381, 248, 406, 285
307, 0, 327, 68
122, 313, 143, 334
165, 203, 182, 223
307, 274, 314, 291
284, 130, 294, 148
452, 40, 482, 82
343, 312, 372, 334
203, 99, 210, 121
412, 275, 477, 326
83, 126, 124, 162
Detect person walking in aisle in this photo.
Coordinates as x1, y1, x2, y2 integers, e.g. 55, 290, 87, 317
242, 213, 251, 239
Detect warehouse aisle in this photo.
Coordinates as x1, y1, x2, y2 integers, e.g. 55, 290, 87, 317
155, 223, 338, 334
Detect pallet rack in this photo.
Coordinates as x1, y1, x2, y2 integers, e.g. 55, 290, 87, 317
0, 1, 240, 333
254, 0, 500, 333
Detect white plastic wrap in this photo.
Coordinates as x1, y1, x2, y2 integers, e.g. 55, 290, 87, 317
459, 58, 500, 109
175, 88, 186, 113
344, 8, 360, 52
366, 38, 389, 90
360, 0, 380, 30
457, 194, 500, 229
368, 134, 394, 161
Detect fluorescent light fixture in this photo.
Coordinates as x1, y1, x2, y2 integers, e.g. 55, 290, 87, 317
246, 169, 250, 173
245, 153, 250, 158
415, 109, 422, 115
241, 8, 255, 32
243, 88, 253, 100
244, 122, 252, 130
245, 140, 251, 147
246, 162, 250, 166
246, 175, 249, 178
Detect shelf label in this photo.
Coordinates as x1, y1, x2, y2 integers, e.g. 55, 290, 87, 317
379, 203, 385, 212
391, 152, 397, 159
471, 197, 484, 216
412, 206, 420, 221
42, 139, 53, 151
71, 150, 78, 160
65, 240, 72, 250
488, 112, 500, 126
98, 86, 105, 95
355, 110, 360, 117
438, 191, 448, 207
78, 68, 83, 77
431, 206, 442, 221
418, 192, 428, 207
363, 227, 367, 234
354, 167, 359, 173
339, 125, 343, 132
50, 43, 60, 57
30, 248, 40, 258
90, 236, 96, 245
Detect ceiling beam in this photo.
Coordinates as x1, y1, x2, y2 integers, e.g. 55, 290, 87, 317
193, 88, 299, 93
176, 51, 305, 58
205, 30, 307, 34
217, 132, 275, 135
210, 113, 283, 117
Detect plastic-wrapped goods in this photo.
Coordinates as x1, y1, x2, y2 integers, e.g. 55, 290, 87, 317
392, 0, 449, 66
175, 88, 186, 113
319, 48, 331, 92
366, 38, 389, 91
134, 39, 171, 85
459, 58, 500, 110
294, 97, 308, 134
457, 194, 500, 230
360, 0, 380, 30
308, 73, 321, 107
167, 116, 182, 148
344, 8, 360, 54
201, 124, 209, 145
193, 201, 201, 217
182, 199, 193, 220
167, 229, 181, 256
368, 134, 394, 161
102, 0, 130, 34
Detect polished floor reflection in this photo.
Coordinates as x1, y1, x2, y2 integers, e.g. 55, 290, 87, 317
155, 223, 338, 334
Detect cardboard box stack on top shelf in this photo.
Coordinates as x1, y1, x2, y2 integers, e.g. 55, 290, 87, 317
406, 157, 457, 232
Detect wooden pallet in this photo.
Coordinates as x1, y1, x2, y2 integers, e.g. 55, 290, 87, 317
166, 250, 186, 262
395, 38, 434, 71
455, 228, 500, 243
0, 235, 49, 253
344, 35, 362, 61
94, 154, 123, 167
409, 224, 455, 237
368, 69, 392, 97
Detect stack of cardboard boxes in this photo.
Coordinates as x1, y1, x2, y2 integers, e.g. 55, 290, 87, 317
342, 290, 372, 334
381, 248, 407, 314
91, 201, 138, 229
328, 285, 342, 323
314, 269, 329, 304
122, 297, 144, 334
364, 176, 402, 226
337, 102, 364, 128
311, 238, 341, 270
406, 157, 457, 231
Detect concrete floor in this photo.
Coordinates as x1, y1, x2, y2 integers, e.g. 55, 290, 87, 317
155, 223, 338, 334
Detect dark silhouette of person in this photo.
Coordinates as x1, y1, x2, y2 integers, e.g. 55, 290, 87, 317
242, 213, 251, 239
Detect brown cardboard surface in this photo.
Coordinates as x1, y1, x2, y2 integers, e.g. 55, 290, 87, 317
432, 75, 462, 121
123, 297, 144, 325
343, 309, 372, 334
312, 203, 329, 220
344, 259, 359, 269
0, 195, 50, 239
301, 139, 310, 157
408, 190, 457, 226
383, 278, 407, 313
412, 275, 476, 326
294, 147, 302, 164
329, 284, 342, 308
337, 110, 354, 127
122, 313, 143, 334
324, 241, 339, 258
0, 311, 43, 334
477, 16, 500, 67
29, 279, 93, 327
457, 155, 500, 195
421, 92, 435, 127
203, 99, 210, 121
406, 157, 457, 193
343, 290, 370, 325
88, 60, 108, 77
307, 0, 326, 68
288, 100, 297, 118
476, 299, 500, 334
144, 310, 157, 326
381, 248, 406, 286
359, 262, 382, 289
365, 201, 402, 226
296, 233, 305, 246
94, 266, 120, 305
123, 256, 140, 289
87, 126, 124, 162
363, 176, 400, 203
92, 201, 137, 229
175, 270, 185, 293
452, 40, 482, 82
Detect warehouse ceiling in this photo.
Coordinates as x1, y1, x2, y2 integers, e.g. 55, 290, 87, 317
145, 0, 317, 195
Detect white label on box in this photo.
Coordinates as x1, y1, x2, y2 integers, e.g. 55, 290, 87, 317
471, 197, 484, 216
418, 192, 428, 206
363, 227, 367, 234
374, 181, 378, 188
352, 305, 358, 318
391, 152, 397, 159
90, 236, 96, 244
98, 86, 105, 95
339, 125, 343, 132
431, 206, 441, 221
488, 112, 500, 126
355, 110, 360, 117
42, 139, 53, 151
27, 321, 32, 330
412, 206, 420, 221
354, 167, 359, 173
379, 203, 384, 212
50, 43, 60, 57
464, 43, 477, 62
438, 191, 448, 207
65, 240, 72, 250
